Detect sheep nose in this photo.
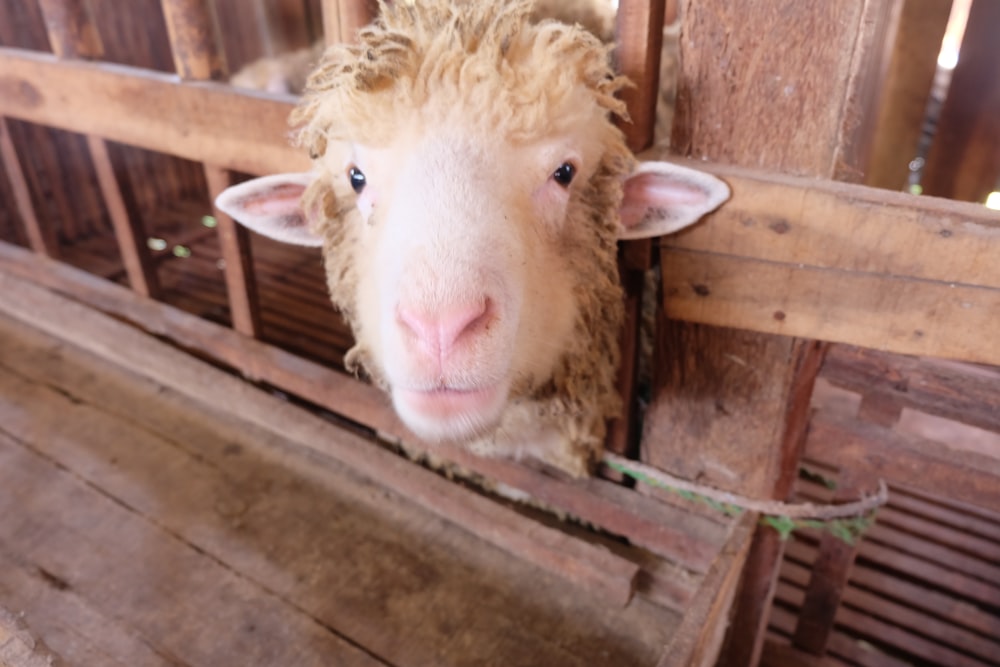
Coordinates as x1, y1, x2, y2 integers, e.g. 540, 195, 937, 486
398, 299, 491, 357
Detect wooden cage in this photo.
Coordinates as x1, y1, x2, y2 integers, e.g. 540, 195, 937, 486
0, 1, 998, 666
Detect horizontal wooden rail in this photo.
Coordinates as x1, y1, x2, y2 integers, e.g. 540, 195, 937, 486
654, 156, 1000, 365
822, 345, 1000, 433
0, 47, 306, 175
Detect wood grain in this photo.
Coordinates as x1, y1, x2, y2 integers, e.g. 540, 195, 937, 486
0, 48, 307, 175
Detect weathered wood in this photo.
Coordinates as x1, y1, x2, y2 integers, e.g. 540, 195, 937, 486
0, 48, 307, 175
866, 0, 953, 190
822, 345, 1000, 433
0, 117, 55, 256
790, 474, 871, 656
0, 239, 729, 577
658, 513, 756, 667
0, 608, 64, 667
159, 0, 227, 79
665, 3, 900, 666
35, 0, 103, 59
35, 1, 161, 299
807, 413, 1000, 513
922, 0, 1000, 204
85, 134, 161, 297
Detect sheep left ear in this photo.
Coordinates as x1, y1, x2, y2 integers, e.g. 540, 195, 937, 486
618, 161, 730, 240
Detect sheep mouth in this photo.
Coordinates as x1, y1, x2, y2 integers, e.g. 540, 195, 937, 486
393, 383, 508, 440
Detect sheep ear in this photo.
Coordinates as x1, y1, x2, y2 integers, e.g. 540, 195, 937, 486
214, 173, 323, 247
618, 161, 730, 240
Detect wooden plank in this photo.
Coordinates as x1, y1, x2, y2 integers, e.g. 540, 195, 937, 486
36, 1, 161, 300
658, 513, 756, 667
0, 239, 728, 574
822, 345, 1000, 433
85, 134, 161, 297
159, 0, 227, 80
865, 0, 953, 190
161, 0, 263, 339
35, 0, 104, 58
0, 48, 307, 175
784, 539, 1000, 640
0, 435, 386, 667
660, 248, 1000, 366
791, 474, 870, 656
0, 313, 676, 666
776, 582, 993, 667
0, 607, 65, 667
0, 117, 56, 256
650, 158, 1000, 291
807, 412, 1000, 513
922, 0, 1000, 204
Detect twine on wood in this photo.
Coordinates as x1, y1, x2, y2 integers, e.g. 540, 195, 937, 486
602, 452, 889, 521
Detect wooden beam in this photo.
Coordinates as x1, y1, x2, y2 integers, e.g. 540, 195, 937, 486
922, 0, 1000, 203
36, 0, 161, 298
822, 345, 1000, 433
0, 48, 307, 175
160, 0, 263, 339
807, 412, 1000, 513
662, 3, 902, 666
0, 117, 57, 257
865, 0, 953, 190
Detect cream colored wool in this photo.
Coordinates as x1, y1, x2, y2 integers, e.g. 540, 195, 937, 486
292, 0, 634, 475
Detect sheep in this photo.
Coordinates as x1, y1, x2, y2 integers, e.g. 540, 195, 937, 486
216, 0, 728, 477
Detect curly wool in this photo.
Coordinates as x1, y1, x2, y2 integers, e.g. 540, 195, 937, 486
292, 0, 635, 472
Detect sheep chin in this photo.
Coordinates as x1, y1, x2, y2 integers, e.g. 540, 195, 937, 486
391, 382, 510, 443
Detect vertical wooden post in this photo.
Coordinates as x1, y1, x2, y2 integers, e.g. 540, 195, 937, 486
322, 0, 377, 46
921, 0, 1000, 203
865, 0, 953, 190
160, 0, 263, 339
602, 0, 667, 470
0, 118, 57, 257
646, 2, 902, 665
36, 0, 161, 298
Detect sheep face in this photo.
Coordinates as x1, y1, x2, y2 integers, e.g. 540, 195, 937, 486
334, 118, 610, 443
215, 0, 730, 476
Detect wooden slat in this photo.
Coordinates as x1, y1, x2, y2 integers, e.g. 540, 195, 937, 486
0, 117, 56, 256
660, 248, 1000, 366
653, 157, 1000, 290
822, 345, 1000, 433
85, 134, 160, 297
807, 412, 1000, 513
0, 48, 307, 175
35, 0, 161, 299
865, 0, 953, 190
160, 0, 263, 340
35, 0, 103, 58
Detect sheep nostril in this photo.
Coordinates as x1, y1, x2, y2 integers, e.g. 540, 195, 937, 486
397, 298, 491, 356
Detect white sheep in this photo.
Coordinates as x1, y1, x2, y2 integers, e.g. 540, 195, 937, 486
217, 0, 728, 476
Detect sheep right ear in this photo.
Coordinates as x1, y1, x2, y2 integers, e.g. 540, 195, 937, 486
214, 173, 323, 247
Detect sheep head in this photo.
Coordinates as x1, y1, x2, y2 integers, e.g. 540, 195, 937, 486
217, 0, 729, 476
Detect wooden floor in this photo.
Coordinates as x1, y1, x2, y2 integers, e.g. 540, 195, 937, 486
0, 311, 681, 667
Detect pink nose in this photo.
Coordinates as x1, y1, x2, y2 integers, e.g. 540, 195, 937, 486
398, 299, 491, 358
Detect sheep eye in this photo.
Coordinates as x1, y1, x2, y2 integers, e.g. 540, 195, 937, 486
552, 162, 576, 187
348, 166, 366, 193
